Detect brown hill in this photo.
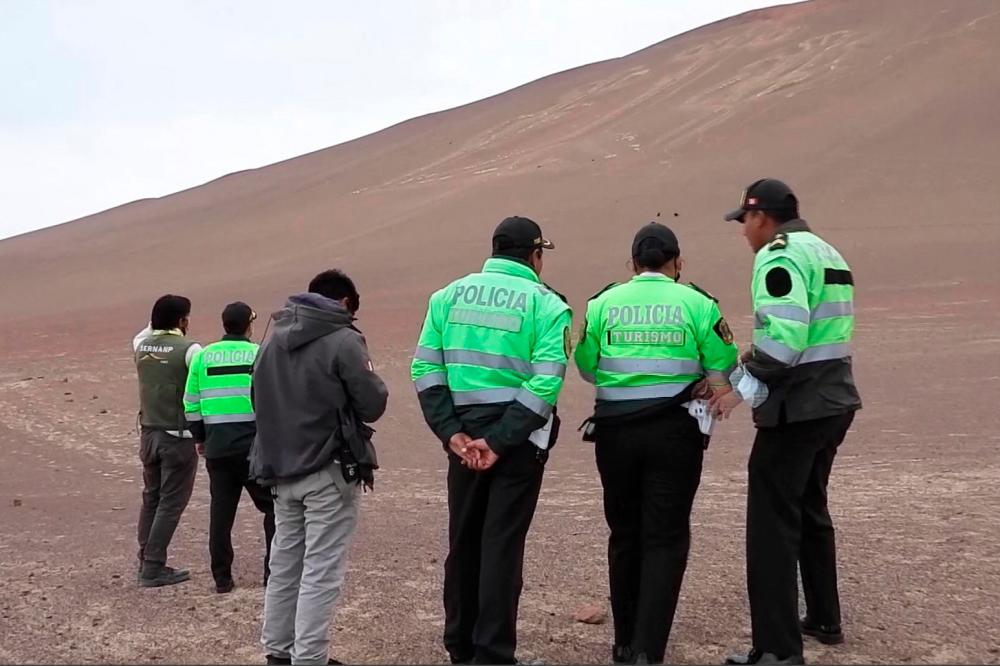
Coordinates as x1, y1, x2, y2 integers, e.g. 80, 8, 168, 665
2, 0, 998, 347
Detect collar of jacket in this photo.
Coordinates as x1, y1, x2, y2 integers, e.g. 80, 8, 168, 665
769, 218, 812, 242
482, 257, 540, 283
633, 272, 676, 283
222, 334, 251, 342
152, 328, 185, 337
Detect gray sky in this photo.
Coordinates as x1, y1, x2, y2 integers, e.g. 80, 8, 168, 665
0, 1, 795, 240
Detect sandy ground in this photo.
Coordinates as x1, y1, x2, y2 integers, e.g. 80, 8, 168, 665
2, 268, 999, 665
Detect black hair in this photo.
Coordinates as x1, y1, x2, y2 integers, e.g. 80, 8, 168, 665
633, 239, 678, 271
222, 306, 254, 336
223, 320, 251, 335
309, 269, 360, 313
150, 294, 191, 331
769, 207, 798, 224
492, 236, 539, 262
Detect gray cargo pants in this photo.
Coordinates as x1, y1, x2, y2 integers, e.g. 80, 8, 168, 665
261, 461, 359, 665
137, 427, 198, 567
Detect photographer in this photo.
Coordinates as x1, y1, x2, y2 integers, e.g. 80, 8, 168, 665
250, 269, 388, 666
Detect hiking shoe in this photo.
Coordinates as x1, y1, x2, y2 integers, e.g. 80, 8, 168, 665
726, 649, 805, 665
139, 565, 190, 588
265, 656, 291, 665
215, 579, 235, 594
800, 617, 844, 645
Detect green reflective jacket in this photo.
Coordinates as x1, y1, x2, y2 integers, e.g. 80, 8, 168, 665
411, 257, 572, 454
575, 273, 738, 419
747, 219, 862, 426
184, 336, 257, 457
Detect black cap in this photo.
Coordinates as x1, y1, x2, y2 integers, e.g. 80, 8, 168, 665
632, 222, 680, 258
492, 216, 555, 251
724, 178, 798, 222
222, 301, 256, 333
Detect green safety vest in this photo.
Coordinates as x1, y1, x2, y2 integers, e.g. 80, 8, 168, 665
135, 331, 197, 430
575, 274, 738, 407
183, 337, 258, 427
410, 257, 572, 420
752, 229, 855, 366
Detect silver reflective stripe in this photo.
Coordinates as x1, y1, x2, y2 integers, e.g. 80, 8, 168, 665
414, 345, 444, 365
579, 369, 596, 384
203, 413, 256, 425
445, 349, 531, 375
598, 357, 703, 376
532, 361, 566, 378
811, 301, 854, 320
413, 372, 448, 391
443, 349, 565, 378
183, 393, 200, 404
596, 383, 689, 401
185, 412, 203, 422
516, 390, 553, 419
200, 387, 251, 399
799, 343, 852, 364
451, 387, 519, 406
755, 304, 810, 325
706, 369, 733, 384
754, 336, 800, 365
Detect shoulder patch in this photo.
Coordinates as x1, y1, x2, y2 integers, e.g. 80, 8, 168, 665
685, 282, 719, 303
765, 266, 793, 297
713, 317, 734, 345
589, 282, 620, 301
767, 233, 789, 252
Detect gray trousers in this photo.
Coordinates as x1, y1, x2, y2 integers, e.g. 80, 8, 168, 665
137, 428, 198, 566
261, 461, 359, 665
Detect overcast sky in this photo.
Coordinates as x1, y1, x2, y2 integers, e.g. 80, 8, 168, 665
0, 1, 795, 240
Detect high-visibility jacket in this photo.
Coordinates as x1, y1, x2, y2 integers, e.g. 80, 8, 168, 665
411, 257, 572, 454
183, 336, 258, 458
746, 219, 862, 427
575, 273, 738, 420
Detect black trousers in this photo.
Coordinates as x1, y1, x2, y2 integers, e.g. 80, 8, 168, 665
443, 442, 546, 665
747, 411, 855, 658
137, 428, 198, 566
205, 453, 275, 586
595, 410, 705, 664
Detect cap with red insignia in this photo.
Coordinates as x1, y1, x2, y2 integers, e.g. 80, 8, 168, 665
724, 178, 798, 223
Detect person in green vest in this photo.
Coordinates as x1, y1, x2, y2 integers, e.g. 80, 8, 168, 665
411, 216, 572, 665
713, 179, 862, 666
183, 302, 274, 594
132, 294, 202, 587
574, 222, 738, 665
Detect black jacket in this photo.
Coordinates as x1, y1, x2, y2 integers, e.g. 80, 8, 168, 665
250, 293, 388, 483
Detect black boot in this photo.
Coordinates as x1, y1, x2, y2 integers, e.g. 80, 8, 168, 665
265, 656, 290, 665
613, 645, 635, 664
139, 563, 190, 588
725, 648, 804, 665
800, 617, 844, 645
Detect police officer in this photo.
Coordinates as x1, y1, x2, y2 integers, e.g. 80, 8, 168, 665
712, 179, 862, 665
183, 302, 274, 594
411, 216, 572, 665
575, 222, 738, 664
